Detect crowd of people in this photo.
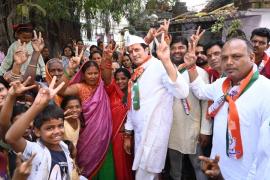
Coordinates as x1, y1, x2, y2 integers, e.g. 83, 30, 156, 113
0, 19, 270, 180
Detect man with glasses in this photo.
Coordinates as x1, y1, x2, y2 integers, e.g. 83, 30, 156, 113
250, 27, 270, 79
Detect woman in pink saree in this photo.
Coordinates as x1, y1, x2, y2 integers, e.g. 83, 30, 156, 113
58, 59, 114, 179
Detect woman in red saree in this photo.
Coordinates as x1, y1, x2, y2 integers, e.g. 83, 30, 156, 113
105, 67, 134, 180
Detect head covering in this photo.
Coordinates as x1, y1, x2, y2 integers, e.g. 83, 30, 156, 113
45, 58, 63, 106
12, 23, 33, 33
125, 35, 146, 47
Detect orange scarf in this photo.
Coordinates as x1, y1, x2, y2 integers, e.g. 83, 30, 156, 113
127, 56, 151, 110
209, 67, 259, 159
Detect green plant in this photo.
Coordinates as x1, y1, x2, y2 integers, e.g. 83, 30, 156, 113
211, 16, 225, 33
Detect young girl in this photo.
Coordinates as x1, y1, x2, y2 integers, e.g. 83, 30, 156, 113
61, 95, 82, 147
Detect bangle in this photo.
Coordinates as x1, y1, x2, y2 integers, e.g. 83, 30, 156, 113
28, 64, 37, 68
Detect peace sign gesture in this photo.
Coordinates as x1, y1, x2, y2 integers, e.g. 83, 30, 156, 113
8, 76, 36, 97
155, 33, 171, 63
31, 30, 44, 52
190, 26, 205, 48
13, 40, 29, 65
33, 76, 65, 106
68, 46, 84, 70
12, 153, 36, 180
103, 44, 117, 60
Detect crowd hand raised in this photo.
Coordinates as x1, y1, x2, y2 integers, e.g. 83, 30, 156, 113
14, 40, 29, 65
190, 26, 205, 47
183, 37, 197, 68
33, 76, 65, 106
155, 33, 171, 63
8, 77, 36, 97
12, 153, 36, 180
158, 19, 170, 35
199, 155, 222, 179
103, 44, 117, 60
31, 30, 44, 52
68, 46, 84, 70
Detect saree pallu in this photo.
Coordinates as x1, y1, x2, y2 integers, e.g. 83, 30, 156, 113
70, 70, 112, 178
107, 82, 134, 180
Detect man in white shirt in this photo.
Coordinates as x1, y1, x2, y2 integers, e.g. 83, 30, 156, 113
184, 37, 270, 180
123, 33, 189, 180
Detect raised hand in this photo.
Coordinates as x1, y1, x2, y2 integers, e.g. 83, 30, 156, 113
155, 33, 171, 63
190, 26, 205, 47
13, 40, 29, 65
33, 76, 65, 106
8, 77, 36, 96
64, 109, 79, 121
199, 155, 222, 179
12, 153, 36, 180
157, 19, 170, 35
31, 30, 44, 52
68, 46, 84, 70
103, 44, 117, 60
183, 37, 197, 68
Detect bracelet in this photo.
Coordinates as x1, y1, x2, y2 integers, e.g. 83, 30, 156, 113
28, 64, 37, 68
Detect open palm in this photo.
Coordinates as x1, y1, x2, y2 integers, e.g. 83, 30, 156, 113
9, 77, 36, 96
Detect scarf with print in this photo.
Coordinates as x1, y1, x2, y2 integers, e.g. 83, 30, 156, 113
208, 66, 259, 159
178, 63, 191, 115
127, 56, 151, 110
258, 52, 270, 73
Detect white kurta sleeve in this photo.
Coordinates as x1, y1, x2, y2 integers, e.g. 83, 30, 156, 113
124, 110, 134, 131
162, 71, 189, 99
189, 76, 216, 101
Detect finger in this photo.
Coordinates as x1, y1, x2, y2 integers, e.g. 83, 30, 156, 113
213, 155, 220, 163
64, 109, 71, 115
154, 37, 159, 46
38, 31, 42, 39
75, 46, 78, 57
161, 33, 165, 44
18, 39, 22, 46
198, 156, 210, 162
24, 84, 37, 91
49, 76, 57, 89
199, 29, 206, 39
196, 26, 201, 36
33, 30, 37, 39
15, 152, 23, 167
53, 82, 65, 94
22, 76, 32, 86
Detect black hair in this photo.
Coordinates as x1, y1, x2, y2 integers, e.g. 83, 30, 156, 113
34, 104, 64, 129
76, 39, 83, 44
251, 27, 270, 43
90, 45, 99, 51
11, 103, 28, 122
170, 36, 188, 47
114, 68, 131, 79
97, 39, 103, 47
14, 23, 33, 34
204, 40, 224, 54
81, 60, 99, 74
112, 51, 118, 60
62, 46, 75, 56
89, 50, 102, 60
61, 95, 81, 110
140, 43, 149, 50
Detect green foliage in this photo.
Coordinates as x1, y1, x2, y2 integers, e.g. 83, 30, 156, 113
211, 16, 225, 33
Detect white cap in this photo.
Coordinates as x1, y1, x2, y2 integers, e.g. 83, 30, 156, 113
125, 35, 146, 47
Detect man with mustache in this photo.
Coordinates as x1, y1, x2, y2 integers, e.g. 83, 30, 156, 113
204, 40, 224, 83
195, 43, 208, 70
250, 27, 270, 79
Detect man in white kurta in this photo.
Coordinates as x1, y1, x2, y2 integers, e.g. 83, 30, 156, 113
186, 38, 270, 180
124, 35, 189, 179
